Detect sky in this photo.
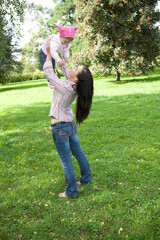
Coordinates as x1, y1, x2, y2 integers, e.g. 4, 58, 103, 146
26, 0, 55, 8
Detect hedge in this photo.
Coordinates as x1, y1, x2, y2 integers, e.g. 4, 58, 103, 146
6, 71, 45, 84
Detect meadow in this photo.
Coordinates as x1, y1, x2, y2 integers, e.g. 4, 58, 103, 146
0, 68, 160, 240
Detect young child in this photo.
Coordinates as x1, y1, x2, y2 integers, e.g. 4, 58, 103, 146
39, 25, 78, 72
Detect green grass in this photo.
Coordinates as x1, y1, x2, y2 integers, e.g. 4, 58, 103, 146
0, 68, 160, 240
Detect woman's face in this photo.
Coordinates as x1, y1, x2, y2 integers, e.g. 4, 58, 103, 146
69, 66, 83, 82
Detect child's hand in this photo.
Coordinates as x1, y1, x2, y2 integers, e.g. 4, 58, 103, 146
58, 60, 64, 67
65, 57, 69, 63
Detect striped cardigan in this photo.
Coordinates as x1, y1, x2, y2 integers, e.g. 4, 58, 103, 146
43, 61, 77, 122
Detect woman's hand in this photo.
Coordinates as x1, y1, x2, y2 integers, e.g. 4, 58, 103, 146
58, 60, 64, 67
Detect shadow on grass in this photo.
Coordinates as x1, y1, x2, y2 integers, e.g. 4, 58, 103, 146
0, 81, 47, 92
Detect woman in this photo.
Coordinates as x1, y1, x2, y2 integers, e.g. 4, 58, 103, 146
43, 43, 93, 198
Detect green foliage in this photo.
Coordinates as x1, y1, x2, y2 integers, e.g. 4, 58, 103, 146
5, 71, 45, 84
0, 0, 26, 82
72, 46, 92, 67
0, 0, 25, 47
75, 0, 160, 79
0, 68, 160, 239
52, 0, 76, 25
0, 28, 23, 84
0, 69, 7, 85
0, 0, 26, 57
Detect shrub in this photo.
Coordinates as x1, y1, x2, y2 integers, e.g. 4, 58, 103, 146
6, 71, 45, 84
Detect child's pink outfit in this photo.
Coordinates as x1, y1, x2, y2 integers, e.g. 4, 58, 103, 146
41, 34, 71, 63
41, 25, 78, 64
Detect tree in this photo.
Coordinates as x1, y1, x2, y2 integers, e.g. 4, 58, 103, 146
0, 0, 25, 83
52, 0, 76, 25
0, 28, 24, 84
0, 0, 25, 57
75, 0, 160, 80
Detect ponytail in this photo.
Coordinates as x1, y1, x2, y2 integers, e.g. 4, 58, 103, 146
76, 66, 93, 124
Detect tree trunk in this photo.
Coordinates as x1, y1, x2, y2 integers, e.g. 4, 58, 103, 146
115, 70, 120, 81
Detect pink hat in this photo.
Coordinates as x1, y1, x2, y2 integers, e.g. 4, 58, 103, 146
56, 25, 78, 39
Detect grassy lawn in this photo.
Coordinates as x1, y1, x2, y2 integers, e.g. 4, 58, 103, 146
0, 68, 160, 240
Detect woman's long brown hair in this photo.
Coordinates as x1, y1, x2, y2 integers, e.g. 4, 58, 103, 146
76, 66, 93, 124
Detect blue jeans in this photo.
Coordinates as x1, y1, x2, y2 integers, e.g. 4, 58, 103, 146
51, 120, 91, 198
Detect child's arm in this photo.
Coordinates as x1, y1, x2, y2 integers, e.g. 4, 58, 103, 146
59, 61, 70, 80
63, 43, 71, 64
58, 53, 64, 66
50, 39, 64, 66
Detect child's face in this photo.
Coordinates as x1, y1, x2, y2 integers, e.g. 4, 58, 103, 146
60, 38, 72, 45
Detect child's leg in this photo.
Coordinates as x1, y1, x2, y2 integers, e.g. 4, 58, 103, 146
39, 49, 47, 69
51, 58, 55, 71
39, 49, 55, 70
